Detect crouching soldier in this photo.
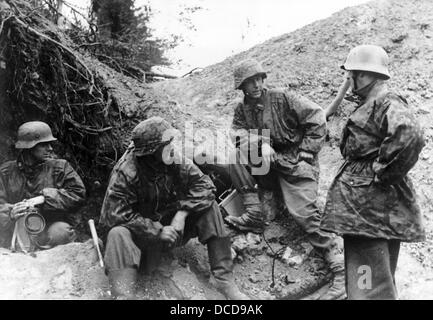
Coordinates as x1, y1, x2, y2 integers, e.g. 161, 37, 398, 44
224, 59, 345, 299
100, 116, 248, 300
321, 45, 426, 299
0, 121, 85, 251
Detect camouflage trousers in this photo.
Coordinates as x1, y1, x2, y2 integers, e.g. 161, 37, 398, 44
344, 235, 400, 300
221, 161, 335, 249
104, 201, 228, 273
1, 219, 76, 251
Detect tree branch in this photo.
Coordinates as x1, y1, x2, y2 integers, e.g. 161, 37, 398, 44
12, 15, 95, 94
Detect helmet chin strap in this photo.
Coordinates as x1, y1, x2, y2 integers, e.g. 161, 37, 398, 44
20, 150, 41, 167
352, 79, 378, 98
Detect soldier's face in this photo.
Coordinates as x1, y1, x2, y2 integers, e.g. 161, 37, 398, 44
243, 75, 264, 99
31, 142, 53, 162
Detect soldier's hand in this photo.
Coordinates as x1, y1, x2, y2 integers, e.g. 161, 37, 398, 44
262, 143, 276, 169
339, 73, 352, 93
159, 226, 179, 246
41, 187, 58, 199
299, 151, 314, 164
9, 202, 29, 221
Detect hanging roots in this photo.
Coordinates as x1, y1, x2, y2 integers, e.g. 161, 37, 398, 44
0, 0, 126, 186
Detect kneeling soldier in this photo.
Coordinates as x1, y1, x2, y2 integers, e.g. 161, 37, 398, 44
100, 116, 248, 300
0, 121, 85, 251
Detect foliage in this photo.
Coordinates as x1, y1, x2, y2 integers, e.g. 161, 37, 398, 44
87, 0, 169, 78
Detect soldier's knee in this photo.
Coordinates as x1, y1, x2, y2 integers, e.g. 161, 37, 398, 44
107, 226, 131, 243
47, 221, 76, 246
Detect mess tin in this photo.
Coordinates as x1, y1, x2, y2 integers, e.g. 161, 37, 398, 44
24, 212, 46, 235
218, 189, 246, 217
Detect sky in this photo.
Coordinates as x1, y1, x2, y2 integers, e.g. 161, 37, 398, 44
64, 0, 371, 75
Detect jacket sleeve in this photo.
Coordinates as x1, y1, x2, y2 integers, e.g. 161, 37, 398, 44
373, 96, 425, 184
178, 161, 216, 214
285, 91, 327, 155
100, 169, 162, 243
0, 173, 13, 231
42, 161, 86, 213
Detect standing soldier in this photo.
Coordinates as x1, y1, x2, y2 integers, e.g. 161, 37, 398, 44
321, 45, 425, 299
100, 116, 248, 300
0, 121, 85, 251
224, 59, 345, 300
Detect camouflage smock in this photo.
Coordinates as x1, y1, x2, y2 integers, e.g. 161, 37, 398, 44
99, 146, 216, 244
321, 82, 425, 242
0, 157, 86, 247
231, 87, 326, 179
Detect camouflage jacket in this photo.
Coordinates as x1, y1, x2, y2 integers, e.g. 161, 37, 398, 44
99, 146, 216, 245
321, 82, 425, 242
0, 158, 86, 247
231, 87, 326, 179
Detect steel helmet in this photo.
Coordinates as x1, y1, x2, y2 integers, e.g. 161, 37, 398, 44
341, 45, 390, 79
132, 116, 174, 156
233, 59, 267, 90
15, 121, 57, 149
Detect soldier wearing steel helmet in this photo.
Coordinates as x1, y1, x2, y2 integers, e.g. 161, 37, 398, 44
321, 45, 425, 299
99, 116, 249, 300
0, 121, 85, 250
225, 59, 345, 300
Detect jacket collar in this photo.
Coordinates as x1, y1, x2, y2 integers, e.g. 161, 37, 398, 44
362, 80, 388, 105
17, 152, 44, 177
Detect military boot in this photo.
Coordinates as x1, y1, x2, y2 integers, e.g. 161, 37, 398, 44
207, 236, 250, 300
224, 192, 266, 233
318, 241, 346, 300
108, 268, 138, 300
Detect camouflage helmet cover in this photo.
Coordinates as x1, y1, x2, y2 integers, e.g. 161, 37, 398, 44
233, 59, 267, 90
15, 121, 57, 149
132, 116, 174, 156
341, 44, 390, 79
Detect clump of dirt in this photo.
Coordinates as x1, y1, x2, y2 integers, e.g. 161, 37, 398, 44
0, 240, 108, 299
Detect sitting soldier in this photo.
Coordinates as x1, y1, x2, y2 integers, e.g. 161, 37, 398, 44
99, 116, 248, 300
0, 121, 86, 251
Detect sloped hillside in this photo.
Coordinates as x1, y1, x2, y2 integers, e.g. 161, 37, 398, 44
149, 0, 433, 297
0, 0, 432, 300
153, 0, 433, 128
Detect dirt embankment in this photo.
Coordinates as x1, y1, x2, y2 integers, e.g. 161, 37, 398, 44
0, 0, 432, 299
148, 0, 433, 299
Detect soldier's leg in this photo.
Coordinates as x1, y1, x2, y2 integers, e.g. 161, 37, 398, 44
34, 221, 77, 249
344, 235, 398, 300
388, 240, 401, 287
104, 226, 141, 299
45, 221, 77, 246
223, 148, 272, 233
278, 175, 333, 247
184, 201, 249, 300
278, 174, 345, 299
